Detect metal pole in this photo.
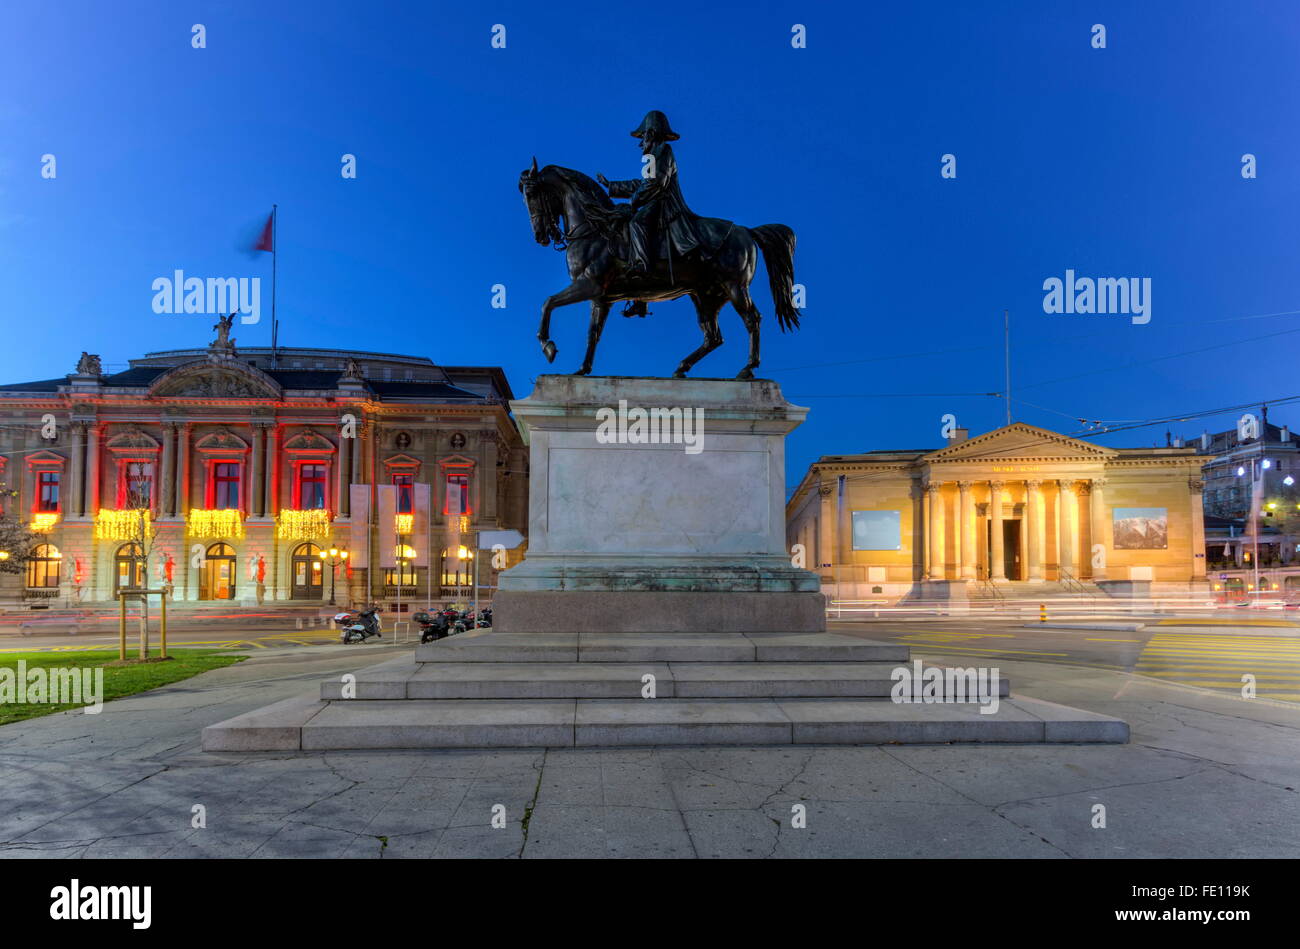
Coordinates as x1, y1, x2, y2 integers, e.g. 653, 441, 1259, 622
1004, 308, 1011, 426
473, 531, 480, 625
160, 589, 168, 659
118, 592, 126, 661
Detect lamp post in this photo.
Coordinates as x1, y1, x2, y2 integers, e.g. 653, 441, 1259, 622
317, 547, 348, 606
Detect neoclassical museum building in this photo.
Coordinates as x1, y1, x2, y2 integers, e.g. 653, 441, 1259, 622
786, 423, 1208, 601
0, 328, 527, 608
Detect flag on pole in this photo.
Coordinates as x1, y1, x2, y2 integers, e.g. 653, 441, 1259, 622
253, 210, 274, 253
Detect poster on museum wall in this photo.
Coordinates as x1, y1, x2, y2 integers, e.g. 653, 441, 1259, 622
1112, 507, 1168, 549
852, 510, 901, 550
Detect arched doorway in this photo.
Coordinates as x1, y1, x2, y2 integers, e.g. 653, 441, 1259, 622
115, 543, 146, 591
291, 543, 324, 599
200, 543, 237, 600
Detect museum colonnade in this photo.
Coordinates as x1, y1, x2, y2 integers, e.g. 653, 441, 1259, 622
920, 477, 1110, 582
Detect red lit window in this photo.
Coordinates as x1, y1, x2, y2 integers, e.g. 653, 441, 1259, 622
37, 472, 60, 513
299, 464, 327, 510
445, 473, 469, 515
213, 463, 241, 509
394, 474, 414, 514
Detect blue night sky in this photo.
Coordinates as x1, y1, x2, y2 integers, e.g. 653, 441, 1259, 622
3, 1, 1300, 485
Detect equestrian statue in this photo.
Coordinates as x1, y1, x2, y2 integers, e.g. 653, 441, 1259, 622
518, 110, 801, 379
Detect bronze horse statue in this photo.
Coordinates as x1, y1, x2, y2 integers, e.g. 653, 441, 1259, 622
518, 159, 801, 379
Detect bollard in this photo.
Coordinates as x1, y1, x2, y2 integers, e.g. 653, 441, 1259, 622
160, 588, 168, 660
1039, 603, 1047, 623
118, 592, 127, 660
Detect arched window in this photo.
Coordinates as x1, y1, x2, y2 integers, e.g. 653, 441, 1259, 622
439, 545, 473, 589
385, 543, 418, 587
26, 544, 61, 588
115, 543, 146, 590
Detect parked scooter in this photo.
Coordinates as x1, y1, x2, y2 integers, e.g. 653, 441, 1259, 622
336, 607, 382, 644
415, 610, 450, 644
475, 608, 493, 629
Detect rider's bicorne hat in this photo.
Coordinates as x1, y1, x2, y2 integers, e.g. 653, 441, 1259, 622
631, 110, 680, 141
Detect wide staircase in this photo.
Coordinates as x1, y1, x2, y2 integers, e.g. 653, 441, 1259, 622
203, 630, 1127, 750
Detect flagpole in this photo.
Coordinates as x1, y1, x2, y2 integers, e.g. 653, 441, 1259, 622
270, 204, 278, 368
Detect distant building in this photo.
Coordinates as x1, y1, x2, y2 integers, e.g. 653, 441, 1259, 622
1179, 414, 1300, 520
0, 330, 527, 608
786, 423, 1207, 601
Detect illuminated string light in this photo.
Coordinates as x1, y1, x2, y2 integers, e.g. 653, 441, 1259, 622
93, 509, 153, 540
187, 509, 245, 539
276, 509, 331, 540
30, 513, 61, 533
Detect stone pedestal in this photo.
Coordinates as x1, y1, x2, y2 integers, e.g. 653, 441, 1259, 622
494, 375, 825, 633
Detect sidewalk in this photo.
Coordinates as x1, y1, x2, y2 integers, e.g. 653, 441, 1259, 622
0, 641, 1296, 858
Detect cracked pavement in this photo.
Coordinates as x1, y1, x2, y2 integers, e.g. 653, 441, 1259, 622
0, 643, 1297, 858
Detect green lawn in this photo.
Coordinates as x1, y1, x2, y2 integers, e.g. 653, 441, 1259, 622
0, 649, 246, 726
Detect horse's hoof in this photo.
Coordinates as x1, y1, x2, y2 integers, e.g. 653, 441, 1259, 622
542, 340, 558, 363
572, 366, 591, 377
673, 370, 688, 379
735, 369, 754, 381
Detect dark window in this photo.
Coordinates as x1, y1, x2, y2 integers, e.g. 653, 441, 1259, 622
445, 473, 469, 515
394, 474, 413, 514
214, 463, 241, 509
299, 464, 327, 509
37, 471, 60, 512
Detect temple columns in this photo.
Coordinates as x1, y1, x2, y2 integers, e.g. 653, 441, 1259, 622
1026, 479, 1043, 581
926, 482, 944, 579
989, 480, 1005, 580
958, 480, 975, 579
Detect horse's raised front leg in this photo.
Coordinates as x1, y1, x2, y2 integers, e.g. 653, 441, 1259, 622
575, 300, 611, 376
537, 279, 597, 363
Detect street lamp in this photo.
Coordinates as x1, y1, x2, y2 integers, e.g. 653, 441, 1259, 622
317, 547, 348, 606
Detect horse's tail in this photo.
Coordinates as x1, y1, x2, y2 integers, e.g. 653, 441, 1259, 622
750, 223, 800, 331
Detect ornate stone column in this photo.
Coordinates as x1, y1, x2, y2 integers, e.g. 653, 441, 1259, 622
927, 481, 944, 580
817, 482, 835, 574
86, 424, 101, 515
481, 430, 500, 525
958, 480, 975, 579
1026, 479, 1043, 580
69, 422, 87, 517
339, 435, 352, 517
1189, 478, 1207, 580
1089, 478, 1109, 580
989, 480, 1005, 580
160, 423, 176, 516
176, 424, 191, 514
249, 424, 265, 517
264, 426, 280, 516
1058, 480, 1076, 578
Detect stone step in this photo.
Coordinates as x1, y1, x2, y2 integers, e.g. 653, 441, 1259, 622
202, 694, 1127, 751
412, 631, 910, 664
320, 660, 1011, 700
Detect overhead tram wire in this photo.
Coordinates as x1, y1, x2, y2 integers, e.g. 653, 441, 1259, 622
765, 305, 1300, 375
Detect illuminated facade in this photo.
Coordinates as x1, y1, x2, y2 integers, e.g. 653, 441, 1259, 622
0, 335, 527, 608
787, 423, 1208, 601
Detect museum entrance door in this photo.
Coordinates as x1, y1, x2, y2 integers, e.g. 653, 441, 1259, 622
1003, 520, 1022, 580
985, 519, 1024, 580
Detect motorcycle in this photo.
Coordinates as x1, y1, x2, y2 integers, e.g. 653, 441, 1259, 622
336, 607, 382, 644
475, 608, 493, 629
415, 610, 450, 644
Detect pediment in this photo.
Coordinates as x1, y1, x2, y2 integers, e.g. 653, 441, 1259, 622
382, 453, 422, 468
923, 423, 1116, 463
149, 359, 282, 400
283, 428, 336, 453
106, 426, 160, 451
194, 428, 250, 453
